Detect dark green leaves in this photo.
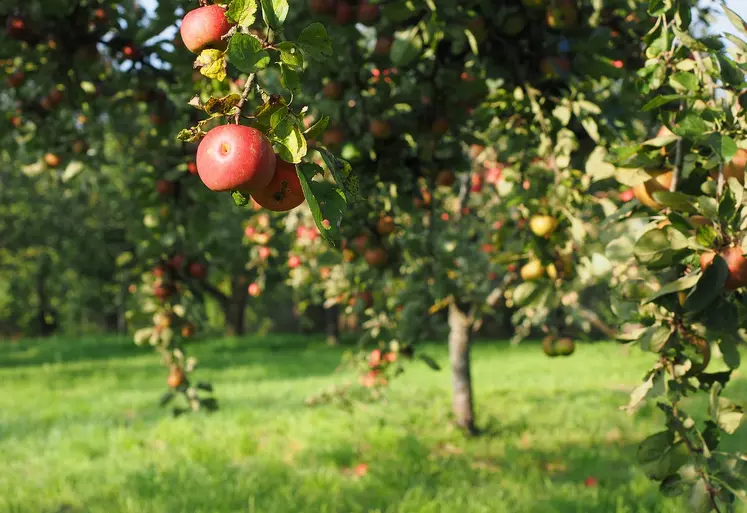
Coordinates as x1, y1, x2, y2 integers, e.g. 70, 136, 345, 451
260, 0, 289, 30
297, 163, 346, 246
391, 32, 422, 67
297, 23, 332, 61
226, 0, 257, 27
643, 272, 700, 305
637, 430, 675, 480
316, 147, 359, 202
304, 115, 330, 141
683, 255, 727, 312
277, 42, 303, 68
707, 133, 737, 163
227, 34, 270, 73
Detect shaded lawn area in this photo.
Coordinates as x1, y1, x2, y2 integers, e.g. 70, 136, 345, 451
1, 335, 745, 513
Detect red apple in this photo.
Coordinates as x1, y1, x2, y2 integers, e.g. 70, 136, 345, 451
251, 158, 305, 212
244, 225, 256, 239
485, 167, 503, 184
620, 188, 635, 202
7, 71, 24, 88
700, 247, 747, 290
309, 0, 336, 14
156, 180, 174, 196
6, 16, 30, 41
369, 119, 391, 139
335, 2, 354, 24
323, 127, 345, 147
248, 282, 261, 297
167, 254, 186, 269
152, 265, 167, 278
187, 161, 198, 175
122, 44, 141, 60
180, 5, 235, 54
258, 246, 271, 260
288, 255, 302, 269
357, 1, 379, 24
44, 153, 61, 168
584, 476, 598, 488
188, 262, 207, 279
196, 124, 276, 192
323, 81, 343, 100
364, 247, 389, 268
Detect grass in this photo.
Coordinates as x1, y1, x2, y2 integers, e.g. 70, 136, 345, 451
0, 335, 745, 513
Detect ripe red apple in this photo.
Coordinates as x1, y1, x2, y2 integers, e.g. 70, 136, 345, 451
196, 125, 276, 192
309, 0, 336, 14
323, 81, 343, 100
288, 255, 302, 269
153, 280, 175, 301
181, 323, 196, 338
244, 226, 256, 239
93, 8, 108, 23
167, 254, 186, 269
471, 173, 484, 192
620, 188, 635, 202
376, 216, 395, 235
351, 234, 369, 253
374, 37, 392, 56
10, 116, 22, 128
369, 119, 391, 139
335, 2, 354, 24
323, 127, 345, 147
156, 179, 174, 196
364, 247, 389, 268
436, 170, 456, 187
357, 1, 379, 24
44, 153, 61, 168
251, 158, 305, 211
369, 348, 382, 367
633, 170, 673, 210
7, 71, 24, 88
122, 44, 141, 60
485, 167, 503, 184
180, 5, 235, 54
187, 161, 198, 175
258, 246, 271, 260
700, 247, 747, 290
188, 262, 207, 279
432, 118, 449, 136
584, 476, 598, 488
248, 282, 261, 297
152, 265, 167, 278
6, 16, 30, 40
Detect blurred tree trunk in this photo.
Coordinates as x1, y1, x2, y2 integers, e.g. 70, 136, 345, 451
223, 278, 248, 336
448, 302, 477, 435
325, 304, 340, 345
36, 255, 58, 337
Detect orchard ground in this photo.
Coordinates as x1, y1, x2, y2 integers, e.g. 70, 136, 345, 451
1, 336, 745, 513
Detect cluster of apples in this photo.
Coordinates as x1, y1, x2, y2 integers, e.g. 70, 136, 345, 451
519, 214, 562, 281
151, 254, 208, 302
360, 348, 397, 388
632, 126, 747, 290
542, 335, 576, 357
341, 229, 390, 269
178, 5, 307, 212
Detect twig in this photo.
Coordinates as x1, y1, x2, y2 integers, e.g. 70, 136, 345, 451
234, 73, 256, 124
669, 138, 683, 192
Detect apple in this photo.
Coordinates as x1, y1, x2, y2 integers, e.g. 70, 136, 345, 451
152, 265, 167, 278
480, 243, 495, 254
546, 0, 578, 29
188, 262, 207, 279
374, 36, 392, 56
619, 188, 635, 202
167, 366, 185, 388
7, 71, 24, 88
715, 148, 747, 185
288, 255, 302, 269
252, 158, 305, 211
153, 280, 175, 301
323, 127, 345, 148
351, 234, 369, 253
471, 173, 484, 193
180, 5, 235, 54
187, 162, 198, 175
376, 216, 395, 235
248, 282, 261, 297
309, 0, 336, 14
258, 246, 272, 260
93, 8, 108, 23
529, 215, 558, 237
633, 170, 673, 210
520, 259, 545, 281
335, 2, 354, 24
196, 125, 276, 192
72, 139, 88, 154
369, 348, 382, 367
369, 119, 392, 139
431, 118, 449, 136
700, 247, 747, 290
244, 225, 256, 239
156, 179, 174, 196
181, 322, 196, 338
343, 249, 357, 262
584, 477, 598, 488
43, 153, 61, 168
323, 81, 343, 100
364, 247, 389, 268
542, 336, 558, 357
436, 170, 456, 187
357, 1, 379, 24
6, 16, 31, 41
555, 337, 575, 356
10, 116, 22, 128
167, 254, 186, 269
122, 44, 141, 60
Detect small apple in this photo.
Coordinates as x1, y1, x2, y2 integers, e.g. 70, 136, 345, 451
153, 280, 175, 301
520, 259, 545, 281
584, 477, 598, 487
700, 247, 747, 290
343, 249, 357, 262
633, 170, 673, 210
7, 71, 24, 88
167, 366, 185, 388
364, 247, 389, 268
181, 322, 196, 338
309, 0, 336, 15
716, 148, 747, 185
323, 127, 345, 148
369, 119, 392, 139
252, 158, 304, 212
152, 265, 167, 278
529, 215, 558, 237
471, 173, 484, 193
122, 44, 142, 60
156, 180, 174, 197
258, 246, 271, 260
180, 5, 235, 54
188, 262, 207, 279
72, 139, 88, 154
357, 1, 379, 24
335, 2, 354, 24
376, 216, 395, 235
43, 153, 61, 168
6, 16, 31, 41
351, 234, 369, 253
619, 188, 635, 202
288, 255, 302, 269
187, 162, 198, 175
323, 81, 343, 100
248, 282, 261, 297
196, 125, 276, 192
10, 116, 22, 128
167, 254, 186, 269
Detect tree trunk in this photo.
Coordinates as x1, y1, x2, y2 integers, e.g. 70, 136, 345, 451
448, 302, 477, 434
223, 278, 248, 336
325, 304, 340, 346
36, 255, 58, 337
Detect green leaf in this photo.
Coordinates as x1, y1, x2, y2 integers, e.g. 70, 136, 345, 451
719, 337, 741, 369
642, 94, 687, 112
724, 33, 747, 53
280, 64, 301, 92
717, 399, 744, 434
669, 71, 698, 92
640, 324, 673, 353
418, 353, 442, 371
195, 49, 227, 81
715, 53, 744, 86
227, 34, 270, 73
296, 163, 347, 246
660, 474, 689, 497
203, 94, 242, 115
672, 26, 708, 52
277, 42, 303, 68
672, 113, 708, 138
391, 32, 422, 67
304, 115, 329, 141
297, 23, 332, 61
643, 272, 701, 304
513, 282, 539, 306
316, 147, 359, 202
232, 190, 250, 206
226, 0, 257, 27
695, 225, 718, 248
697, 196, 719, 220
650, 191, 698, 213
637, 430, 675, 480
260, 0, 289, 29
684, 255, 728, 313
271, 113, 307, 164
708, 133, 738, 163
724, 6, 747, 38
464, 28, 479, 55
625, 369, 665, 412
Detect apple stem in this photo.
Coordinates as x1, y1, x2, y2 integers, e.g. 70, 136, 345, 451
234, 73, 256, 124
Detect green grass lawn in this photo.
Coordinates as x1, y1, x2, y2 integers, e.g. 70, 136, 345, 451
1, 335, 745, 513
